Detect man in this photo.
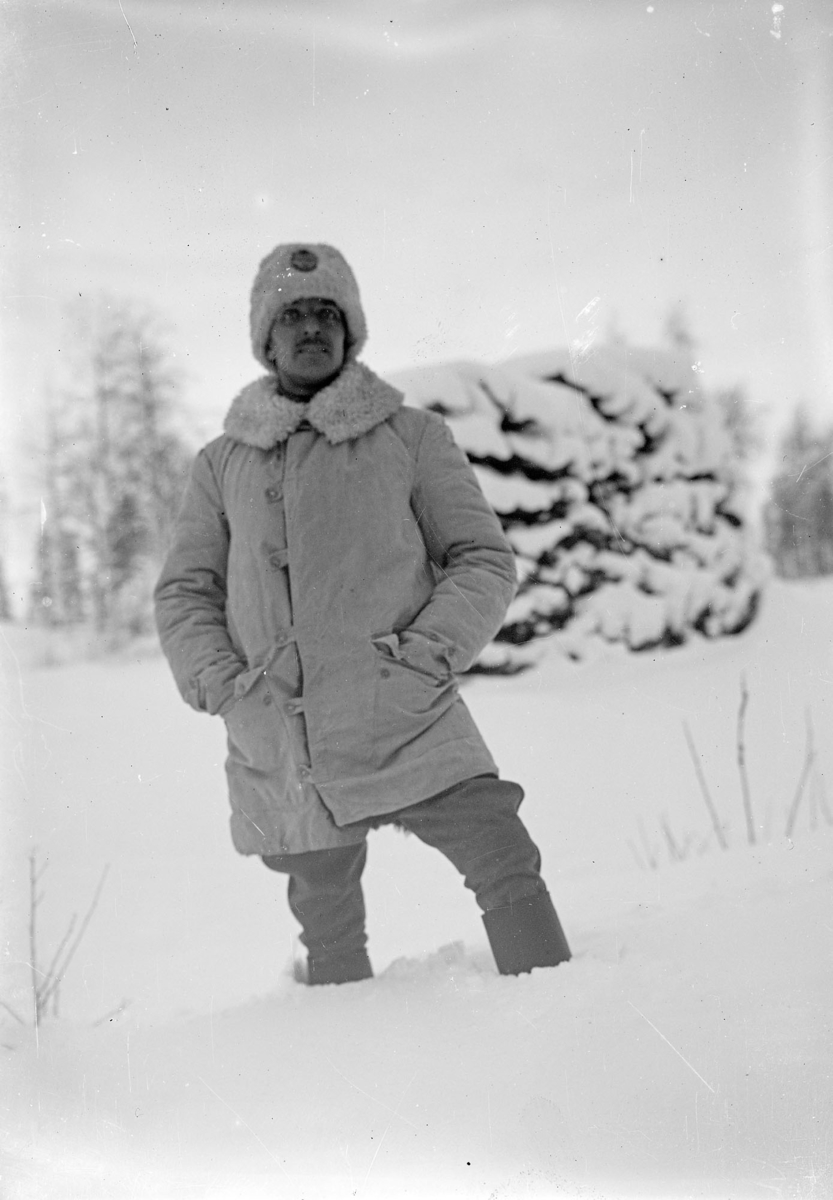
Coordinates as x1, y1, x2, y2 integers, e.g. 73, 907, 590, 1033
154, 243, 571, 985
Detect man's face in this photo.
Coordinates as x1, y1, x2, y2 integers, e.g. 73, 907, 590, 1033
268, 297, 347, 398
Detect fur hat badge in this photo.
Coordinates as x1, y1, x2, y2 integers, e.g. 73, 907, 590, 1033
250, 243, 368, 372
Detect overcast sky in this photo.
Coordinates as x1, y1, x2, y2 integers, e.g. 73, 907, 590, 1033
2, 0, 832, 533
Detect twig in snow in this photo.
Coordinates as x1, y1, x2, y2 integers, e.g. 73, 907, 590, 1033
28, 852, 41, 1029
39, 915, 79, 1006
637, 817, 659, 870
809, 772, 819, 832
785, 709, 816, 840
659, 816, 680, 862
1, 1000, 25, 1024
682, 721, 728, 850
37, 864, 110, 1018
736, 673, 756, 845
627, 839, 648, 872
26, 849, 110, 1027
660, 814, 694, 863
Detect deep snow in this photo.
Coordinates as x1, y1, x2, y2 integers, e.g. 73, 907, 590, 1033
1, 579, 831, 1199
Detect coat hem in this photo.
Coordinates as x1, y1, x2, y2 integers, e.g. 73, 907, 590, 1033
316, 737, 500, 828
228, 810, 370, 858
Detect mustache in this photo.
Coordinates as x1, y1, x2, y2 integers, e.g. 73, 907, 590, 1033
297, 337, 330, 350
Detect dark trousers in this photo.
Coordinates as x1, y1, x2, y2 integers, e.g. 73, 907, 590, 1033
262, 775, 547, 963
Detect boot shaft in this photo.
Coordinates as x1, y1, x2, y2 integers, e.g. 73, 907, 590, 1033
482, 892, 571, 975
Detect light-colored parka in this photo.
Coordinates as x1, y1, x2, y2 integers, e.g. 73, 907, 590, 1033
154, 361, 517, 856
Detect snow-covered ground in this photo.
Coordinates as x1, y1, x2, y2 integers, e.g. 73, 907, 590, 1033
1, 579, 831, 1199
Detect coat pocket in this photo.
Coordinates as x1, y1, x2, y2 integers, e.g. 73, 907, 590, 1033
370, 634, 456, 759
223, 668, 285, 772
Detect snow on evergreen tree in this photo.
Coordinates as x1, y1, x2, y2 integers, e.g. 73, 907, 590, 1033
392, 342, 768, 671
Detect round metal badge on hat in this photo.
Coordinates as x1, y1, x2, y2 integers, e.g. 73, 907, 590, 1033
290, 248, 318, 272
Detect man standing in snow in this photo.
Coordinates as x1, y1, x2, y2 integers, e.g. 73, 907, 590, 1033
154, 243, 571, 985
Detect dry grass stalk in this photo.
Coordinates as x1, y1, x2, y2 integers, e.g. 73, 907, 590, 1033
785, 709, 816, 840
0, 1000, 25, 1024
736, 673, 756, 845
28, 849, 110, 1028
627, 839, 648, 872
637, 817, 659, 870
660, 814, 694, 863
682, 721, 728, 850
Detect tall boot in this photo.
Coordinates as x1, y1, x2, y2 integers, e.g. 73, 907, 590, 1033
482, 892, 571, 975
278, 843, 373, 986
307, 948, 373, 986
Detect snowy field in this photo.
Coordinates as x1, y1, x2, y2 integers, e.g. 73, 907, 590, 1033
1, 578, 831, 1199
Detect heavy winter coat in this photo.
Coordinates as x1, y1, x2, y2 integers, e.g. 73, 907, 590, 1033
154, 361, 517, 856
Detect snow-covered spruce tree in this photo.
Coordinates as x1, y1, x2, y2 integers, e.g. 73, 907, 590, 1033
392, 343, 768, 671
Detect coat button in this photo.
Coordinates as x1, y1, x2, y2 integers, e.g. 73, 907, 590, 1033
380, 668, 391, 679
265, 487, 282, 503
268, 550, 289, 570
263, 693, 273, 706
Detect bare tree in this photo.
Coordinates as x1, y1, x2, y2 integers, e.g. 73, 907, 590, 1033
29, 296, 194, 638
714, 386, 766, 464
764, 404, 833, 578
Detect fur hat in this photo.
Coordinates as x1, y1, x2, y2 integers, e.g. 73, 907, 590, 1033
250, 243, 368, 372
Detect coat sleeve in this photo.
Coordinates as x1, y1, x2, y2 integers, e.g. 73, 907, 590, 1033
406, 414, 517, 674
153, 448, 245, 716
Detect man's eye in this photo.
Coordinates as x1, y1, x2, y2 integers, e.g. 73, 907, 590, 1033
279, 309, 302, 325
316, 308, 340, 324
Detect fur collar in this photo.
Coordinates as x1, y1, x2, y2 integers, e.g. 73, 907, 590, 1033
223, 361, 404, 449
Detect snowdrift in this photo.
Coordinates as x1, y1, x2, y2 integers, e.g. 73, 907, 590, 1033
1, 579, 831, 1199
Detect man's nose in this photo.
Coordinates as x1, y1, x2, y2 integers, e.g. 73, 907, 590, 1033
300, 313, 326, 336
